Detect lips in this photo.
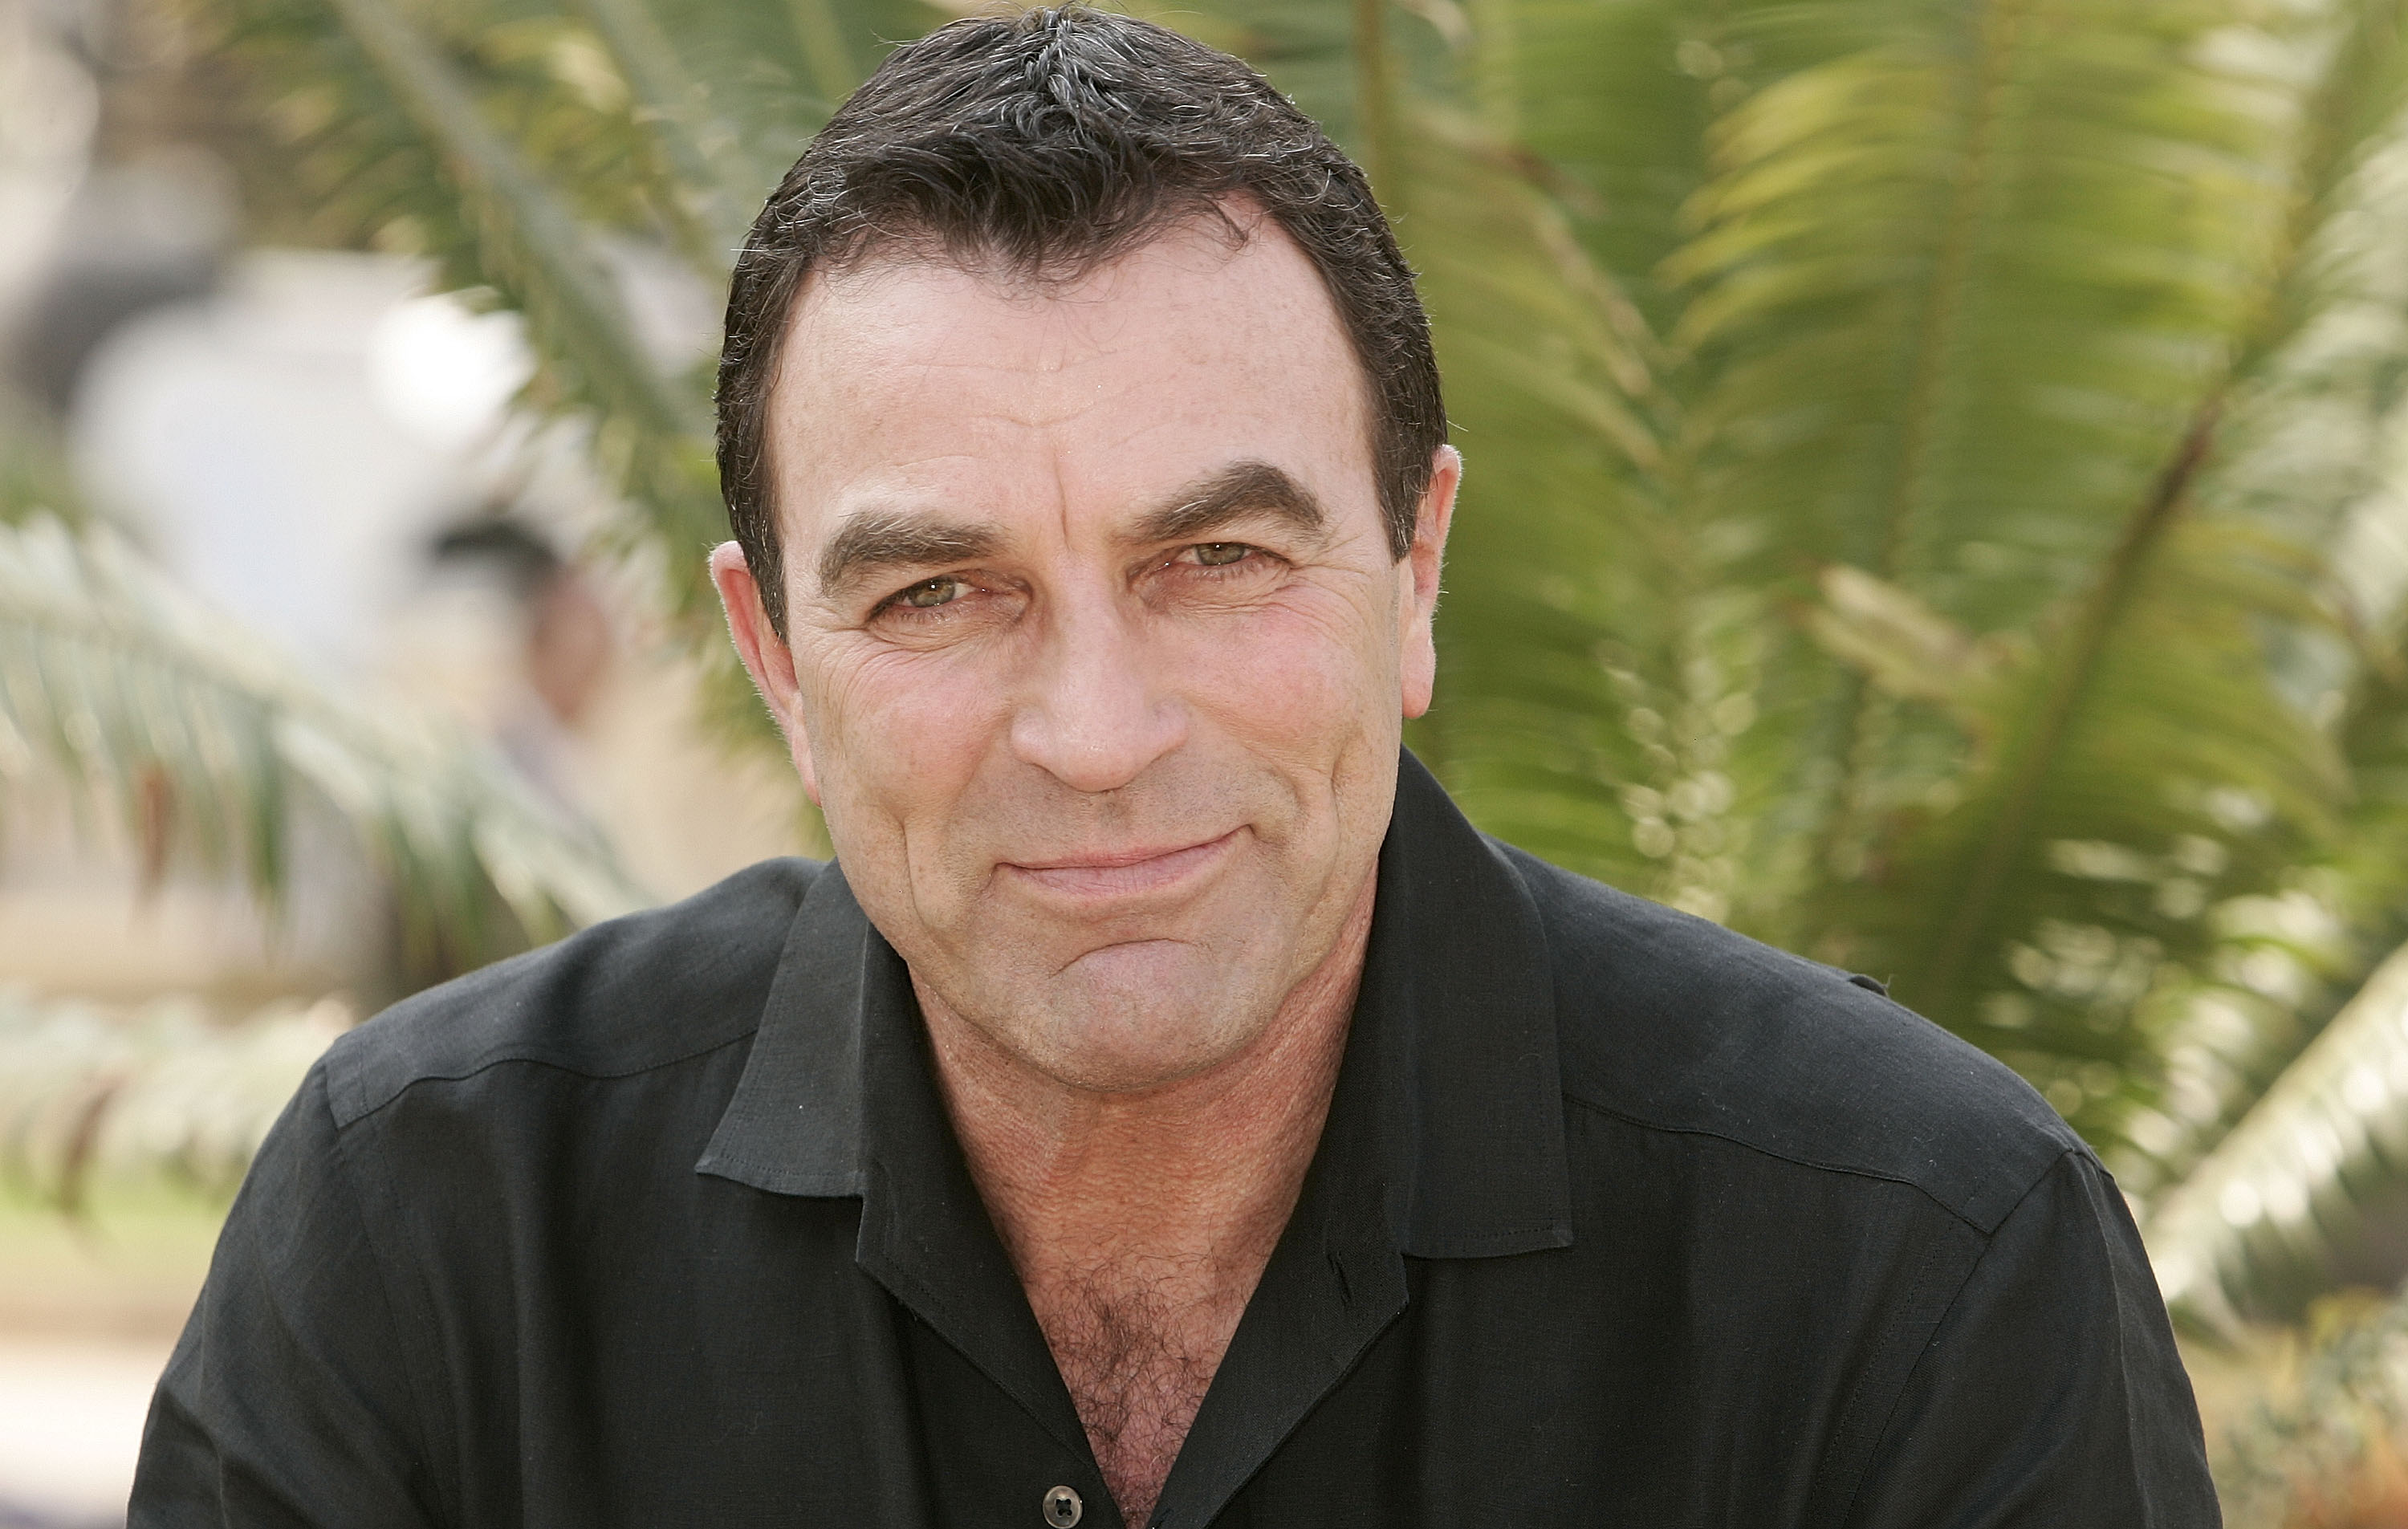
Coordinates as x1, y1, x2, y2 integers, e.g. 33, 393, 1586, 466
1003, 828, 1240, 899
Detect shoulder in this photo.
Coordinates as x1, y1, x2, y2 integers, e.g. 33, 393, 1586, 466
1496, 843, 2081, 1234
322, 856, 825, 1127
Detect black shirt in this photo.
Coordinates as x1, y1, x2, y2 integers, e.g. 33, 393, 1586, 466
133, 754, 2219, 1527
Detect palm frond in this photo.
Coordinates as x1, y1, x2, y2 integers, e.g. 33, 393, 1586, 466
309, 0, 713, 443
1666, 0, 2298, 913
0, 990, 347, 1214
1399, 104, 1694, 893
1479, 0, 1850, 333
1625, 0, 2408, 1172
555, 0, 761, 261
2148, 932, 2408, 1328
2107, 6, 2408, 1204
0, 514, 651, 953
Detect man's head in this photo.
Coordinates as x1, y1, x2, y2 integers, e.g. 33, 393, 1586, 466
712, 6, 1458, 1094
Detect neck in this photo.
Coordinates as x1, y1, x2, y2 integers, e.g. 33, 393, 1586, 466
915, 876, 1375, 1525
917, 874, 1374, 1275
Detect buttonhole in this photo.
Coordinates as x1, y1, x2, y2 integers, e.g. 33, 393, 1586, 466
1328, 1249, 1352, 1306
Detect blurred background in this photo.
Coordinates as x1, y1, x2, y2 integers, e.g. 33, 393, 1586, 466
7, 0, 2408, 1519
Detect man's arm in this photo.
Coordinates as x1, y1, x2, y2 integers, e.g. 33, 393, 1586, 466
132, 1063, 445, 1528
1841, 1149, 2220, 1527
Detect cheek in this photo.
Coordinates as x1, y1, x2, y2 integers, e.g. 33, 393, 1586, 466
1169, 592, 1397, 758
797, 643, 1014, 828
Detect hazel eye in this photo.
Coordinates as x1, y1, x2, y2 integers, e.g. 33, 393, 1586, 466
896, 577, 967, 610
1192, 543, 1251, 567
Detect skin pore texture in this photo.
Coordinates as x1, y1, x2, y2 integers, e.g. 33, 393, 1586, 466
712, 205, 1457, 1524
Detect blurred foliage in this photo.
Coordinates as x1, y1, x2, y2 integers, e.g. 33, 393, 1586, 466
0, 514, 652, 965
2213, 1289, 2408, 1527
0, 987, 347, 1214
0, 393, 85, 533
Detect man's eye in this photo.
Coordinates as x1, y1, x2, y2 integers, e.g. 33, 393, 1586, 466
895, 577, 966, 610
1191, 543, 1251, 567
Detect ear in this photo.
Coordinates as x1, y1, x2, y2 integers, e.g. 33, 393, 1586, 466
710, 541, 824, 807
1398, 445, 1461, 720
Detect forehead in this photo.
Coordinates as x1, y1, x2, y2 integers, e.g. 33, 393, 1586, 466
763, 213, 1374, 555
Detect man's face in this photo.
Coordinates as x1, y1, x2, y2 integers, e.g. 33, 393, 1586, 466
714, 209, 1455, 1094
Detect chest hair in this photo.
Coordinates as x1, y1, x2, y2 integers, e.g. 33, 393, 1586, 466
1033, 1262, 1246, 1527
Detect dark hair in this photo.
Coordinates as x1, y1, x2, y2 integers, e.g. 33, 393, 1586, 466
429, 512, 562, 602
715, 5, 1446, 635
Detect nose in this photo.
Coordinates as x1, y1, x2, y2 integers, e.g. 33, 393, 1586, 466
1008, 587, 1186, 794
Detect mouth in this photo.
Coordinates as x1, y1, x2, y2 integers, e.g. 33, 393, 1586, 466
1002, 828, 1242, 901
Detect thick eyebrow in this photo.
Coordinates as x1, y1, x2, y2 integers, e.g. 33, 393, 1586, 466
814, 461, 1324, 598
816, 510, 1003, 596
1131, 461, 1327, 547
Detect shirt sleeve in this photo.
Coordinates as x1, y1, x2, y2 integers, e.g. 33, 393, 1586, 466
130, 1062, 446, 1528
1840, 1148, 2221, 1528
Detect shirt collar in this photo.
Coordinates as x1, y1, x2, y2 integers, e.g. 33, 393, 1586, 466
695, 749, 1573, 1262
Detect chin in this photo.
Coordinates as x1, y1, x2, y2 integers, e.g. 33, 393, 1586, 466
1031, 955, 1268, 1092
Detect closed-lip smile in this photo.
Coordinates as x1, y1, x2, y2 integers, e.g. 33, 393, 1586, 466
1003, 828, 1241, 899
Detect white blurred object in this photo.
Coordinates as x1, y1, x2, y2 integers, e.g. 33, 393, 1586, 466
71, 251, 531, 674
0, 1336, 169, 1523
368, 293, 532, 453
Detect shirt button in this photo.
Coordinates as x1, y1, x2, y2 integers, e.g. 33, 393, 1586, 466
1042, 1485, 1084, 1527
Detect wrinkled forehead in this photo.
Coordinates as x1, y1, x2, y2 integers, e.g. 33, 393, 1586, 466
759, 210, 1379, 556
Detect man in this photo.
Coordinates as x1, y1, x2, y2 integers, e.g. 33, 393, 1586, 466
134, 9, 2219, 1527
